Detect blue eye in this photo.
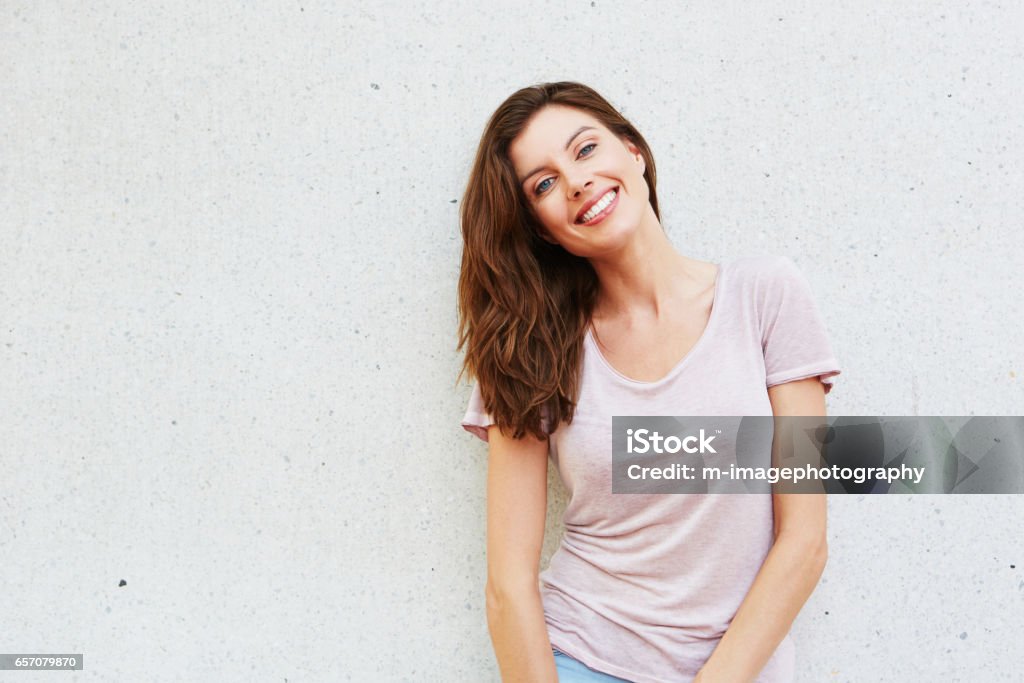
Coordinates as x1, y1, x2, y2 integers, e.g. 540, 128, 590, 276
534, 143, 597, 196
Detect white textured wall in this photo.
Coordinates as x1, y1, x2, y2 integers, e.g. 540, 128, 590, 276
2, 1, 1022, 681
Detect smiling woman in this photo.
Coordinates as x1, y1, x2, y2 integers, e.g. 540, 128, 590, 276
509, 104, 655, 257
455, 82, 841, 683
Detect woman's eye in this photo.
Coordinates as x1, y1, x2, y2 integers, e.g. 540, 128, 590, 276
534, 143, 598, 196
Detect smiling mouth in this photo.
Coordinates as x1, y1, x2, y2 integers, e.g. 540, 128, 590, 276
576, 188, 619, 225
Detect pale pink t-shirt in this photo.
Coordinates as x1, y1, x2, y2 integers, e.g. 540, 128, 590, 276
461, 255, 841, 683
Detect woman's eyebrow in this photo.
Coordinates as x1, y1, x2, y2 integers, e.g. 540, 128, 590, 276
518, 126, 597, 185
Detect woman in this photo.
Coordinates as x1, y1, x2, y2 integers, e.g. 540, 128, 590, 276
456, 82, 841, 683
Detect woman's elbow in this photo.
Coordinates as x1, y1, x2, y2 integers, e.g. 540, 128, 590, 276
813, 537, 828, 572
805, 535, 829, 578
485, 574, 539, 611
777, 532, 828, 573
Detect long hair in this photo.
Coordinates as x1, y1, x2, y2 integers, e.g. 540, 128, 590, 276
456, 81, 661, 441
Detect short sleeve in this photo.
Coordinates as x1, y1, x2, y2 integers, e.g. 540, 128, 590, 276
758, 256, 842, 394
461, 382, 554, 442
461, 382, 496, 442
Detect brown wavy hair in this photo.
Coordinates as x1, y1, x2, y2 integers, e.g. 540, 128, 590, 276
456, 81, 661, 441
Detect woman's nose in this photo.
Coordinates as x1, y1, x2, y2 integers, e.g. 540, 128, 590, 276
567, 176, 593, 198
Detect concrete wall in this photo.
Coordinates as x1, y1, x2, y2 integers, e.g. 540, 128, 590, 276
2, 1, 1021, 680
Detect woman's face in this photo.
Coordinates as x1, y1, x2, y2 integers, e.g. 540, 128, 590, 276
508, 105, 648, 257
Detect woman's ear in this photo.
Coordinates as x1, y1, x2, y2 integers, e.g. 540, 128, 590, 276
625, 140, 645, 174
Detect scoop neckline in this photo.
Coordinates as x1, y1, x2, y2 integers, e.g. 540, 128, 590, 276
585, 261, 726, 386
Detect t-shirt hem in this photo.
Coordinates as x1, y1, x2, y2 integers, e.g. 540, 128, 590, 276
461, 411, 493, 442
548, 639, 687, 683
765, 361, 841, 391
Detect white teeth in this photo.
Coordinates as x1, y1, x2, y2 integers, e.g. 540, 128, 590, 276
580, 189, 617, 223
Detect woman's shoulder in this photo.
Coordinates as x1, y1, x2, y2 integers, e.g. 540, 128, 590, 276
725, 253, 802, 287
726, 253, 794, 273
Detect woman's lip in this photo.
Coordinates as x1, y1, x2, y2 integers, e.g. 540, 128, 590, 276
577, 188, 619, 226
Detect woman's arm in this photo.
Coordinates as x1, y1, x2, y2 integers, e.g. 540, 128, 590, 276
695, 377, 830, 683
483, 426, 559, 683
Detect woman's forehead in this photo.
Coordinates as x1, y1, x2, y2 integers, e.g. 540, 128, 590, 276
509, 107, 607, 170
517, 106, 604, 146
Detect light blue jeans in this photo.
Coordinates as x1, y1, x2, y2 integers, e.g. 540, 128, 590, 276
553, 648, 635, 682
